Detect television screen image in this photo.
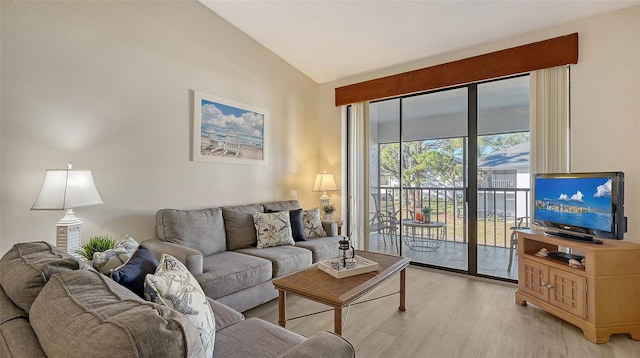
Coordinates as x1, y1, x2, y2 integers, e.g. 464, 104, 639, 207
535, 177, 612, 232
533, 172, 625, 241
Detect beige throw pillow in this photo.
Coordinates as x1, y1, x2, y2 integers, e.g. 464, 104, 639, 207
303, 208, 327, 238
252, 211, 295, 248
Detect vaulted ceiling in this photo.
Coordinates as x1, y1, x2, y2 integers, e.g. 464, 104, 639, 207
200, 0, 639, 83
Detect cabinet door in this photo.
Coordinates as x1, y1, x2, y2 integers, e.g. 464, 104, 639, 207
548, 268, 587, 319
520, 259, 549, 301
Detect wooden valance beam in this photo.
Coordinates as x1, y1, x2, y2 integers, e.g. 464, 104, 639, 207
335, 33, 578, 106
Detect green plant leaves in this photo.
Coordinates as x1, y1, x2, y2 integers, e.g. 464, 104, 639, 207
75, 236, 116, 261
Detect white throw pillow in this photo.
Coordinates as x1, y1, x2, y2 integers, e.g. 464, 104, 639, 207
303, 208, 327, 238
144, 254, 215, 358
252, 211, 295, 248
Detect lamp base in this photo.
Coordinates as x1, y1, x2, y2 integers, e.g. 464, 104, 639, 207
320, 191, 330, 209
56, 209, 84, 259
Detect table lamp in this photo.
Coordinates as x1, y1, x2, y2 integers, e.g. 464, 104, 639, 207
312, 171, 338, 208
31, 163, 104, 258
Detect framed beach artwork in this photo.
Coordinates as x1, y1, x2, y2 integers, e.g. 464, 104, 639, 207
192, 91, 267, 165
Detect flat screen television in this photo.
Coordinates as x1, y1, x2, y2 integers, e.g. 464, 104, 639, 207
533, 172, 626, 243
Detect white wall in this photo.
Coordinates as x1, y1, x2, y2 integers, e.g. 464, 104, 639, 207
320, 6, 640, 243
0, 1, 321, 254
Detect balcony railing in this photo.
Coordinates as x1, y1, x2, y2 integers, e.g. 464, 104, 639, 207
371, 186, 531, 248
477, 179, 517, 188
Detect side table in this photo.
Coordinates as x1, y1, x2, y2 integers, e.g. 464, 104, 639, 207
402, 219, 446, 252
326, 220, 343, 235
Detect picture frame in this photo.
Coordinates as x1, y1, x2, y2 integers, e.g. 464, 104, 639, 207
192, 90, 267, 165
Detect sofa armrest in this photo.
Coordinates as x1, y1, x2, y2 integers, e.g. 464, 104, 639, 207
207, 298, 244, 330
321, 221, 338, 236
142, 239, 204, 276
278, 331, 355, 358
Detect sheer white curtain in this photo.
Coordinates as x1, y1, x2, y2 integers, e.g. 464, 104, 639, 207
530, 66, 570, 173
347, 102, 370, 250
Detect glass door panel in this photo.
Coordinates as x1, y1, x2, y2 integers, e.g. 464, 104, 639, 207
399, 88, 468, 270
476, 76, 531, 280
368, 99, 400, 255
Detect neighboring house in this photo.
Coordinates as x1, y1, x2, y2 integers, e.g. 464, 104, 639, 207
477, 141, 530, 220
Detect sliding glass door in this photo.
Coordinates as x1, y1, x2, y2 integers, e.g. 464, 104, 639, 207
398, 88, 469, 271
367, 86, 469, 272
476, 76, 530, 280
368, 98, 400, 254
362, 75, 530, 281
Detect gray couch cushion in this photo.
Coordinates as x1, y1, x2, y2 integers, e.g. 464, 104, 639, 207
263, 200, 301, 212
222, 204, 264, 250
198, 251, 272, 299
0, 317, 47, 358
0, 285, 26, 324
0, 241, 83, 313
236, 246, 312, 277
215, 281, 278, 314
30, 269, 204, 358
294, 237, 341, 263
0, 285, 45, 356
213, 318, 305, 358
156, 207, 227, 256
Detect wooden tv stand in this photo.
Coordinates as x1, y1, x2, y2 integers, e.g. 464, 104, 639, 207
515, 229, 640, 343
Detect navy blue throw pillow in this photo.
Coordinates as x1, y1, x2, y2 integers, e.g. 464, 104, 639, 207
111, 244, 159, 297
288, 208, 307, 242
266, 208, 306, 242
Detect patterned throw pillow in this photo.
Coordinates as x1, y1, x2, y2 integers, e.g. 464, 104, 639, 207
252, 211, 295, 249
145, 254, 215, 358
265, 208, 306, 241
93, 235, 139, 275
303, 208, 328, 238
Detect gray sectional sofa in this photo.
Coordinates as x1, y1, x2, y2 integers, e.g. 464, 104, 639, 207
143, 200, 341, 313
0, 241, 355, 358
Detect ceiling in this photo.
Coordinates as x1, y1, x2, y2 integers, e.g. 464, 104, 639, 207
200, 1, 639, 84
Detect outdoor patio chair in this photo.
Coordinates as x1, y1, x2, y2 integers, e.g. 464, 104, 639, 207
395, 208, 415, 222
508, 216, 529, 271
369, 210, 398, 252
370, 193, 401, 246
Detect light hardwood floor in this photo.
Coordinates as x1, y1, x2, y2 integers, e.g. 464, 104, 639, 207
369, 233, 519, 280
245, 266, 640, 357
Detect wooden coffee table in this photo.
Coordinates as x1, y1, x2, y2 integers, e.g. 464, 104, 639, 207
272, 250, 410, 335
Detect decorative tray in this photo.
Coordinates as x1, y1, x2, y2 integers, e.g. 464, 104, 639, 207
317, 255, 379, 279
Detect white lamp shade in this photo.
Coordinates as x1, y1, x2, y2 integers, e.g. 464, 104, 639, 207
312, 172, 338, 192
32, 169, 104, 210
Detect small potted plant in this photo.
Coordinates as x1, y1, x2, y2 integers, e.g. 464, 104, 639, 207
322, 204, 337, 221
75, 236, 116, 261
421, 206, 432, 223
